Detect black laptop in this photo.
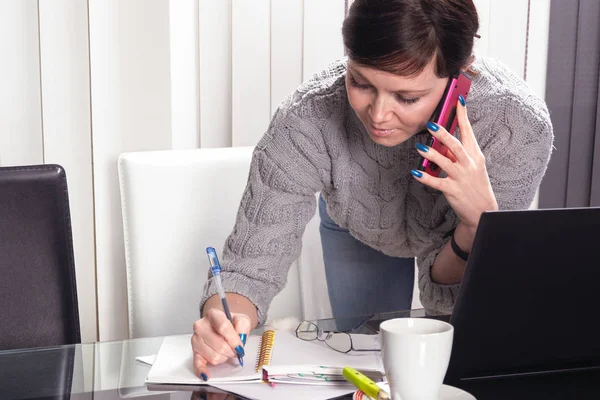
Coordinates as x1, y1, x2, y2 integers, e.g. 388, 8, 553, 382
440, 207, 600, 397
363, 207, 600, 397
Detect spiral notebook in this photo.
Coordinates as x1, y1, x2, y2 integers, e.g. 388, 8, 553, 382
144, 330, 383, 385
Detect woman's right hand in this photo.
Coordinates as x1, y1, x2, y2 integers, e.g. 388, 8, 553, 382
191, 308, 252, 380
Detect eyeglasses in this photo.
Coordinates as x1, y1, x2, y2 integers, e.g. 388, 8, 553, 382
295, 321, 380, 354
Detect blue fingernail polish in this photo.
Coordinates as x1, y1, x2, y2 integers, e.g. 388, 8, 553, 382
201, 373, 208, 381
426, 121, 439, 132
239, 333, 247, 346
411, 169, 423, 178
235, 345, 245, 357
416, 143, 429, 152
459, 94, 466, 106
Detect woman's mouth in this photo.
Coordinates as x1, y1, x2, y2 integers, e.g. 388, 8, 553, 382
369, 125, 397, 138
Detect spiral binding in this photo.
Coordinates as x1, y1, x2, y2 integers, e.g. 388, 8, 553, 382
255, 329, 276, 372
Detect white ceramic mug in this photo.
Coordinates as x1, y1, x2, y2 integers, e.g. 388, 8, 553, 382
379, 318, 454, 400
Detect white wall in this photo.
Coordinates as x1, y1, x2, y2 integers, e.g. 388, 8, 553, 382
0, 0, 549, 342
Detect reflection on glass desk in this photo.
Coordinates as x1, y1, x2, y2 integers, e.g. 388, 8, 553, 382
0, 312, 396, 400
0, 334, 254, 400
1, 309, 600, 400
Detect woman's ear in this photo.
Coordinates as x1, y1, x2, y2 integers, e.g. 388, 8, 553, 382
461, 55, 476, 72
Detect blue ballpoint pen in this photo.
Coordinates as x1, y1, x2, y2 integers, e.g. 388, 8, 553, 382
206, 247, 246, 367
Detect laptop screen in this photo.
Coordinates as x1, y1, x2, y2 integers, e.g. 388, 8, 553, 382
446, 207, 600, 382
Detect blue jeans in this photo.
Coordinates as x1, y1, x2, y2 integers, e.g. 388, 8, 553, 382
319, 195, 415, 319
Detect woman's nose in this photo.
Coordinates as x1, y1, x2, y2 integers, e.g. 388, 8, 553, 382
369, 95, 392, 123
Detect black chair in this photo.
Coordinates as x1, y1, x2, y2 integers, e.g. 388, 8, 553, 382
0, 164, 81, 350
0, 165, 82, 400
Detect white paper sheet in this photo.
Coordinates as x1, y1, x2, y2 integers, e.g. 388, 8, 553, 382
145, 330, 383, 399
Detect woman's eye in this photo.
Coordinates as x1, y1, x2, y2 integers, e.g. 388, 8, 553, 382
349, 73, 420, 105
349, 75, 371, 90
395, 94, 420, 105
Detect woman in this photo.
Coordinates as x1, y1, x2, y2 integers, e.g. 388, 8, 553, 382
191, 0, 553, 379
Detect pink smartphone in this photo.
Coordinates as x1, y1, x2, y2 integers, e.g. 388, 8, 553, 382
419, 71, 472, 177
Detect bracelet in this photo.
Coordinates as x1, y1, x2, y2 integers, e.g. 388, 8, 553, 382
450, 233, 469, 261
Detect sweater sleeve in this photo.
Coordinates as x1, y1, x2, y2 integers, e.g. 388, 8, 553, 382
199, 110, 330, 326
416, 95, 554, 315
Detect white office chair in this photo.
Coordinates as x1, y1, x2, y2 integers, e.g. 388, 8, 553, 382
118, 146, 421, 338
118, 146, 306, 338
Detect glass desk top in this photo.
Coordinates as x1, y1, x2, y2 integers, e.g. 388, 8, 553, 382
1, 308, 599, 400
0, 309, 425, 400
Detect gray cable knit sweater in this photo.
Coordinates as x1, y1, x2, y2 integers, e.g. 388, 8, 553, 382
200, 56, 554, 324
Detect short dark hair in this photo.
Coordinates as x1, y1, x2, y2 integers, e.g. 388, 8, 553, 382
342, 0, 479, 78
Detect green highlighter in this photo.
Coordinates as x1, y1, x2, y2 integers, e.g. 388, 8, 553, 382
342, 367, 390, 400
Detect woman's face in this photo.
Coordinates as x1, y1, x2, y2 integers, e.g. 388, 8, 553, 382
346, 58, 449, 147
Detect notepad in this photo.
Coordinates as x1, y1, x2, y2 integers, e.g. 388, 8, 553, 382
145, 330, 384, 386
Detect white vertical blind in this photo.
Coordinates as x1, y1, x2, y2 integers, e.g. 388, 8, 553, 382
271, 0, 304, 115
0, 0, 43, 166
88, 0, 129, 342
526, 0, 551, 99
0, 0, 545, 341
486, 0, 529, 78
89, 0, 173, 341
38, 0, 97, 344
231, 0, 271, 147
303, 0, 346, 80
525, 0, 551, 210
199, 0, 232, 148
472, 0, 491, 57
169, 0, 201, 150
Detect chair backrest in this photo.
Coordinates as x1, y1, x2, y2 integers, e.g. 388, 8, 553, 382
118, 147, 303, 338
0, 165, 81, 350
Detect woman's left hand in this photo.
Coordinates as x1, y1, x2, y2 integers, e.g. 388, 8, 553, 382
412, 97, 498, 231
